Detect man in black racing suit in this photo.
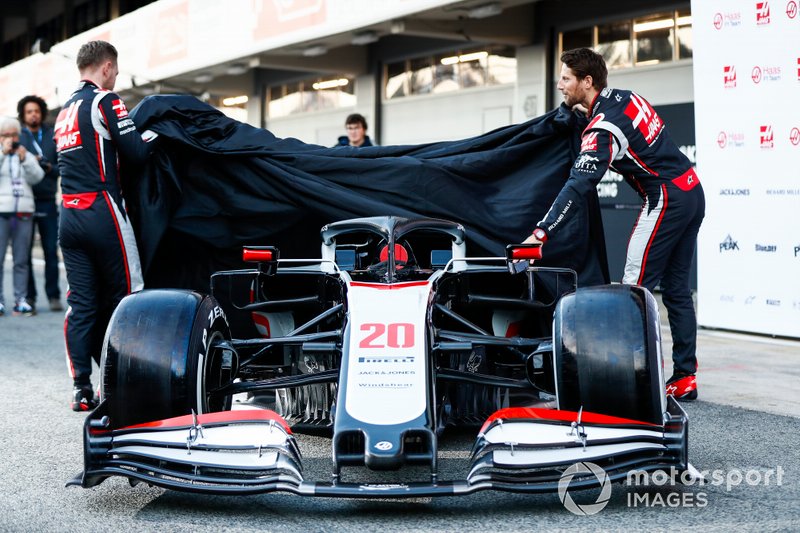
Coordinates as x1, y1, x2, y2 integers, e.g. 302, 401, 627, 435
55, 41, 157, 411
524, 48, 704, 401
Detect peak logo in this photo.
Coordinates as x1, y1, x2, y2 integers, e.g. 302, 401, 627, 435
788, 1, 798, 18
720, 235, 740, 252
794, 244, 800, 257
760, 125, 774, 149
724, 65, 737, 88
757, 1, 771, 24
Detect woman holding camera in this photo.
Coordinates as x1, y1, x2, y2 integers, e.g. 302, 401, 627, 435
0, 117, 44, 316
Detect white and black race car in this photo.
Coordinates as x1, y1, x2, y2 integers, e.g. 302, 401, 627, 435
71, 216, 689, 497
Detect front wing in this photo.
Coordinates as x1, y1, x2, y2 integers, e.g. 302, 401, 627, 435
70, 398, 688, 497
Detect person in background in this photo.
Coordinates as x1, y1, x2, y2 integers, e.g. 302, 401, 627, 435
55, 40, 157, 411
0, 117, 44, 317
523, 47, 705, 401
18, 95, 63, 313
335, 113, 373, 147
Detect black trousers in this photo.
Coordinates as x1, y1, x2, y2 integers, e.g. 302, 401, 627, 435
59, 191, 143, 383
622, 181, 705, 375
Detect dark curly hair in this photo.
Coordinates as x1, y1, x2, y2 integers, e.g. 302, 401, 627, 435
17, 95, 48, 123
560, 48, 608, 91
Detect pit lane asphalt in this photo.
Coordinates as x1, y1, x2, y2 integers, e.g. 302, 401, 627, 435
0, 261, 797, 532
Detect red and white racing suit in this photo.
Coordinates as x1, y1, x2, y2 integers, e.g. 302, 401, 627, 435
536, 90, 705, 376
55, 80, 155, 385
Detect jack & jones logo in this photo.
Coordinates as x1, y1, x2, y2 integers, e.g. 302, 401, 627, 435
760, 125, 774, 149
757, 1, 771, 24
720, 235, 740, 252
720, 188, 750, 196
755, 244, 777, 252
724, 65, 737, 87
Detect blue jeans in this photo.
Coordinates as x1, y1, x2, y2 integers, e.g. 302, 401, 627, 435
27, 199, 62, 302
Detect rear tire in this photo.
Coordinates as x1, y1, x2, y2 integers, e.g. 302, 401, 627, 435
101, 289, 235, 428
553, 284, 664, 424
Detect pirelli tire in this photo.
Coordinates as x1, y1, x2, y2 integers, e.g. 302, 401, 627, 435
553, 284, 665, 425
100, 289, 235, 429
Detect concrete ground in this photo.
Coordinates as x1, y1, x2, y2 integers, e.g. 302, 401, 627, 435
5, 249, 800, 419
655, 295, 800, 419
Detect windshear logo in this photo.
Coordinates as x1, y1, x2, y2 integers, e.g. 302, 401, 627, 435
558, 462, 612, 515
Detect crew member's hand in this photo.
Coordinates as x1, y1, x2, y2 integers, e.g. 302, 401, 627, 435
572, 103, 589, 116
16, 145, 27, 161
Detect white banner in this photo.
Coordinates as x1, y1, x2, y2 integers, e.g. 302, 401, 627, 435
692, 0, 800, 337
0, 0, 464, 116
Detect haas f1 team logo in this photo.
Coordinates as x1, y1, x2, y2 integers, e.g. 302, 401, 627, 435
757, 1, 771, 24
760, 125, 774, 149
54, 100, 83, 152
624, 93, 663, 145
724, 65, 737, 88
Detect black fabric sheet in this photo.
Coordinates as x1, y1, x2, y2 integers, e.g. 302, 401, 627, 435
126, 95, 608, 290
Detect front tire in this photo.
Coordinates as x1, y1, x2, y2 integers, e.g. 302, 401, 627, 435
553, 284, 664, 425
101, 290, 235, 428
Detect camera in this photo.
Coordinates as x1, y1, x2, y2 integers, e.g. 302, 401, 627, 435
10, 141, 20, 152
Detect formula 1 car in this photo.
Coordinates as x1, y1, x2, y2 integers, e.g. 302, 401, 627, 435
71, 216, 689, 497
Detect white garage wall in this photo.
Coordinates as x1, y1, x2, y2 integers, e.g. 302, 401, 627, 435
381, 85, 516, 145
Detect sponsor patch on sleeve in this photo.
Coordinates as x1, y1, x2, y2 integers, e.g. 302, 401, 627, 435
112, 99, 129, 119
580, 131, 599, 152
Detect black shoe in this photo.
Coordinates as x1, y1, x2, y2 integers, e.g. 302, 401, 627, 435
666, 373, 698, 401
71, 385, 98, 412
49, 298, 64, 312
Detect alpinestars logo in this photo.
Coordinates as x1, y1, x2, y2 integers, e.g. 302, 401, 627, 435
720, 235, 739, 252
760, 125, 774, 149
624, 93, 663, 145
724, 65, 737, 88
757, 1, 771, 24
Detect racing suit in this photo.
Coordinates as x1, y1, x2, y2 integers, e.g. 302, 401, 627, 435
536, 90, 705, 376
55, 80, 156, 385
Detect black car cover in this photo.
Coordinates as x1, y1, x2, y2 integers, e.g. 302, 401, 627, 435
126, 95, 608, 290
